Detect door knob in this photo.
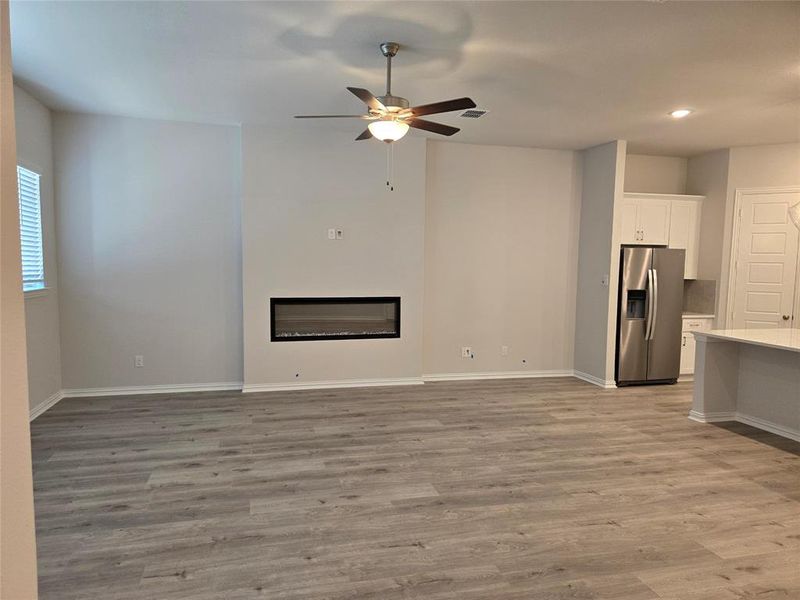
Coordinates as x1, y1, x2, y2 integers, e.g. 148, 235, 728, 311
782, 315, 790, 320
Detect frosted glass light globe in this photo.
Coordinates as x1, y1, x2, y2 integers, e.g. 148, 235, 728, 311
368, 119, 409, 142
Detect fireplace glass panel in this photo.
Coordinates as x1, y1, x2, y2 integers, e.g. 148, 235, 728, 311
271, 297, 400, 341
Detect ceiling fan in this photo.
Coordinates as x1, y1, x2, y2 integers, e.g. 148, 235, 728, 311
294, 42, 477, 143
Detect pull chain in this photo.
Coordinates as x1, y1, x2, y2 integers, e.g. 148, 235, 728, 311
386, 142, 394, 192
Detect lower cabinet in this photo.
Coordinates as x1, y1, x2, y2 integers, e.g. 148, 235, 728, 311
679, 332, 696, 375
680, 316, 714, 375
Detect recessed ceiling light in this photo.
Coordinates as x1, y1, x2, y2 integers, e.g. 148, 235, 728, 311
669, 109, 692, 119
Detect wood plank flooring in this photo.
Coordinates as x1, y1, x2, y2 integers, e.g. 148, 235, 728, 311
30, 378, 800, 599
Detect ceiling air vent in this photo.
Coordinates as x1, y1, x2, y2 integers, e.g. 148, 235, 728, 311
460, 109, 488, 119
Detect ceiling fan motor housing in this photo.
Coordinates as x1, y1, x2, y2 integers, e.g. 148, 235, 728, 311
375, 95, 409, 112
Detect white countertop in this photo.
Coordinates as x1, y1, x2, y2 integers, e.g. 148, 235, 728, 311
694, 328, 800, 353
683, 313, 715, 319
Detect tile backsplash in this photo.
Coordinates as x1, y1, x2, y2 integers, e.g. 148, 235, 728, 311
683, 279, 717, 315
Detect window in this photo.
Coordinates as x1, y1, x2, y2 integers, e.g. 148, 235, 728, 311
17, 165, 45, 292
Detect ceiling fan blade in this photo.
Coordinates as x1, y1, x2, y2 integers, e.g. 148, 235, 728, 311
294, 114, 374, 119
403, 97, 476, 117
407, 118, 460, 136
347, 87, 386, 112
355, 128, 373, 141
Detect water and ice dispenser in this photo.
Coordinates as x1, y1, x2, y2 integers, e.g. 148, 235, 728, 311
626, 289, 647, 319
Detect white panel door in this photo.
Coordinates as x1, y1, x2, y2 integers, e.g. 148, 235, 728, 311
620, 198, 640, 244
638, 199, 671, 245
731, 191, 800, 329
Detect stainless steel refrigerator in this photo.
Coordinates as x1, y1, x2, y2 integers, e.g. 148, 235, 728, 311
616, 247, 685, 386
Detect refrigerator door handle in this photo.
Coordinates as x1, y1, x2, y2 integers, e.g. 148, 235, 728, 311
645, 269, 654, 340
651, 269, 659, 340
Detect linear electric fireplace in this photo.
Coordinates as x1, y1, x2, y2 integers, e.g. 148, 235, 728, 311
270, 297, 401, 341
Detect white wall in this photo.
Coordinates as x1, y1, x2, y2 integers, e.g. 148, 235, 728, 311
14, 83, 62, 413
423, 141, 581, 377
241, 126, 426, 389
0, 3, 39, 595
53, 113, 242, 391
686, 148, 730, 288
624, 154, 687, 194
573, 140, 627, 385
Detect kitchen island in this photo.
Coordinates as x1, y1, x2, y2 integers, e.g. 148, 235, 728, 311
690, 328, 800, 442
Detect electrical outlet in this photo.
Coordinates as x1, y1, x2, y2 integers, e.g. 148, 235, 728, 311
336, 228, 343, 240
327, 228, 336, 240
134, 355, 144, 368
461, 346, 472, 358
501, 345, 509, 356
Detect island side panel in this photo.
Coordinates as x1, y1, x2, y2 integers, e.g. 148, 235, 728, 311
736, 344, 800, 441
690, 335, 740, 422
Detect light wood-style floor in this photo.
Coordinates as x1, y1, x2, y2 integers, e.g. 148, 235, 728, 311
31, 378, 800, 599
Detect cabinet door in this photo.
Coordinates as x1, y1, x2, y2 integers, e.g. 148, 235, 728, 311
669, 200, 701, 279
679, 332, 696, 375
620, 198, 641, 244
638, 199, 671, 245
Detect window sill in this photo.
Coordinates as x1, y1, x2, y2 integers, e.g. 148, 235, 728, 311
24, 287, 51, 299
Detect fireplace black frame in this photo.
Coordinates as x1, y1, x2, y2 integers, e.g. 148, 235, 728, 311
270, 296, 401, 342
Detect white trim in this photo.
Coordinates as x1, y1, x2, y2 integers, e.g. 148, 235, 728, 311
572, 370, 617, 389
725, 186, 800, 329
29, 390, 64, 421
422, 370, 573, 382
689, 410, 800, 442
24, 287, 51, 299
688, 409, 735, 423
242, 377, 424, 393
735, 413, 800, 443
63, 382, 243, 398
623, 192, 705, 202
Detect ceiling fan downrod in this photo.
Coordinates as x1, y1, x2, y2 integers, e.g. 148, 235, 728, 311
380, 42, 399, 97
376, 42, 408, 112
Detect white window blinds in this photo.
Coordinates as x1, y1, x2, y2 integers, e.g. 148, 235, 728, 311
17, 165, 45, 291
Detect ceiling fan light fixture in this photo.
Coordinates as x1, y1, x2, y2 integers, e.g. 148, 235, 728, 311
368, 119, 409, 142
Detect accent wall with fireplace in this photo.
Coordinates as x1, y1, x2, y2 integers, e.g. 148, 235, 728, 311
241, 126, 426, 391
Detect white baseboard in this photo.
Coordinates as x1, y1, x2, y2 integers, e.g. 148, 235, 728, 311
688, 409, 736, 423
735, 413, 800, 443
572, 370, 617, 389
689, 410, 800, 442
242, 377, 424, 393
422, 370, 573, 383
29, 390, 65, 421
62, 382, 243, 398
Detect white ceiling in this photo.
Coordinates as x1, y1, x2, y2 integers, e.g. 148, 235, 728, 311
10, 1, 800, 156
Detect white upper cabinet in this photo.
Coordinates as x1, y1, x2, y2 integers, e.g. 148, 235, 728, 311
668, 199, 702, 279
620, 198, 640, 245
620, 194, 671, 245
637, 198, 671, 245
621, 193, 704, 279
